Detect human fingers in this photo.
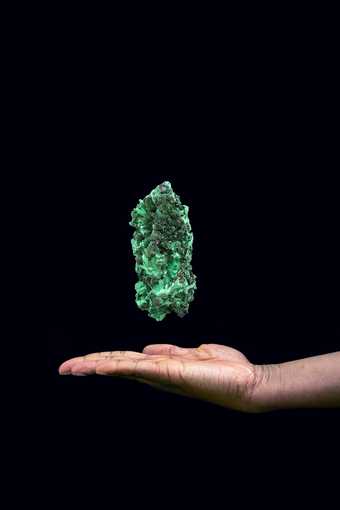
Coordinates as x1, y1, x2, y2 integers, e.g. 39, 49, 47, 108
59, 350, 146, 375
63, 354, 177, 377
72, 357, 164, 380
70, 357, 186, 391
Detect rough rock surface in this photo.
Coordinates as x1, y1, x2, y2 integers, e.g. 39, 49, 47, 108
129, 181, 196, 321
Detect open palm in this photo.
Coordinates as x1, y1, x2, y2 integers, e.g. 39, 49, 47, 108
59, 344, 257, 411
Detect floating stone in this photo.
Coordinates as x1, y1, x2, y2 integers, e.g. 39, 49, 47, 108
129, 181, 196, 321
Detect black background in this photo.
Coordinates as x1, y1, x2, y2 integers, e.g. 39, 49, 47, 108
46, 39, 339, 495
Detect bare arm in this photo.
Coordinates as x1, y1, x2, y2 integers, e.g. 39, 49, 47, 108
252, 352, 340, 412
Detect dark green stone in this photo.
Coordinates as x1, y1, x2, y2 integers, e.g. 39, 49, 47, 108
129, 181, 196, 321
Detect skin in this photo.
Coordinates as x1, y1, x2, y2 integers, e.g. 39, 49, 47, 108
59, 344, 340, 413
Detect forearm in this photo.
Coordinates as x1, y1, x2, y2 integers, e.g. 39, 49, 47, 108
251, 352, 340, 412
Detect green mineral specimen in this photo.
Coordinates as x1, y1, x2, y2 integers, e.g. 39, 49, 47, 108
129, 181, 196, 321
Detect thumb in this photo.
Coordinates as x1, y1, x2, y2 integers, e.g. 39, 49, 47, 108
143, 344, 190, 356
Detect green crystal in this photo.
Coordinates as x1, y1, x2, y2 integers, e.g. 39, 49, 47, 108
129, 181, 197, 321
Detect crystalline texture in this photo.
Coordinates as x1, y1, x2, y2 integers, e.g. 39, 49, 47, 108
129, 181, 197, 321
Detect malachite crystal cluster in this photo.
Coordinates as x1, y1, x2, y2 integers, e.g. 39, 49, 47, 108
129, 181, 196, 321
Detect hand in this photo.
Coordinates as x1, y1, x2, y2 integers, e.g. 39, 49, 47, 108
59, 343, 258, 412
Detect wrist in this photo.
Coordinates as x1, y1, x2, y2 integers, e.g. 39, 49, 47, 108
247, 363, 283, 413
